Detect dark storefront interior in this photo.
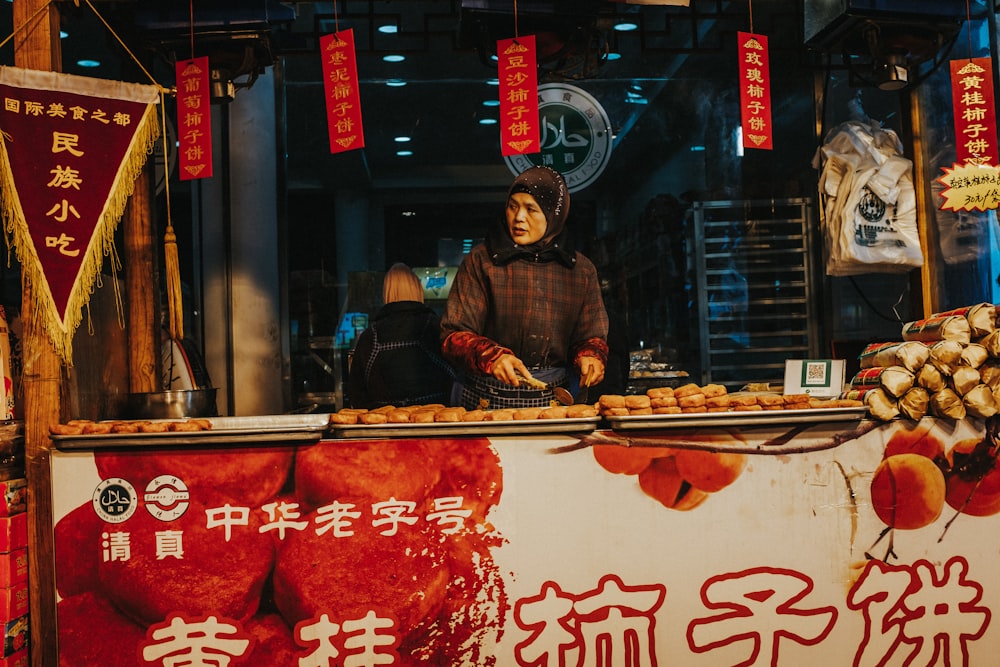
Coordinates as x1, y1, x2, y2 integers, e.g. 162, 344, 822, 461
0, 0, 997, 412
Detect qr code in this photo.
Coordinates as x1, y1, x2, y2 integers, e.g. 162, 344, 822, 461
804, 362, 828, 385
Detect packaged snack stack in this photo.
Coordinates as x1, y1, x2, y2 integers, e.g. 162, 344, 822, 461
850, 303, 1000, 422
0, 478, 28, 666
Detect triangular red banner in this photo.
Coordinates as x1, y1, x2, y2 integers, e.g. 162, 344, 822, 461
0, 67, 160, 363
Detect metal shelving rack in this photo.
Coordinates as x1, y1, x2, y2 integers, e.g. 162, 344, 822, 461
692, 198, 818, 390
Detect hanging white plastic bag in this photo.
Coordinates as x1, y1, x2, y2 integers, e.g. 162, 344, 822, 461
814, 119, 924, 276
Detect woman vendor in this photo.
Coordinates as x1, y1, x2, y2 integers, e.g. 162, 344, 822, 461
441, 165, 609, 409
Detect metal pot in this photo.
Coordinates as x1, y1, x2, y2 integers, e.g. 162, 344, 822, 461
126, 388, 218, 420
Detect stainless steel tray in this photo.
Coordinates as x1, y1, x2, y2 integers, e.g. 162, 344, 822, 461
330, 416, 600, 439
50, 414, 330, 450
604, 406, 869, 431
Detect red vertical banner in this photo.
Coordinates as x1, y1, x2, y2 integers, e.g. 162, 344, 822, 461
175, 57, 213, 180
497, 35, 540, 156
320, 29, 365, 154
950, 57, 998, 166
737, 31, 773, 151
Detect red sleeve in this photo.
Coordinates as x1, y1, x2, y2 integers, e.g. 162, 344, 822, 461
570, 336, 609, 367
442, 331, 513, 376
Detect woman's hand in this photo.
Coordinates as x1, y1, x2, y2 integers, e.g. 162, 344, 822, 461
492, 353, 532, 386
578, 356, 605, 388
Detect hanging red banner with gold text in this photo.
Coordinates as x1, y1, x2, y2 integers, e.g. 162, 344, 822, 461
320, 29, 365, 154
497, 35, 540, 156
0, 67, 160, 363
737, 31, 773, 151
176, 56, 213, 180
937, 58, 1000, 213
950, 58, 998, 167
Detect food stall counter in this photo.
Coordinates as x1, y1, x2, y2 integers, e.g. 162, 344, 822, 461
45, 409, 1000, 666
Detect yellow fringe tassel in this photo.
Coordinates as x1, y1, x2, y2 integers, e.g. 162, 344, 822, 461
164, 223, 183, 341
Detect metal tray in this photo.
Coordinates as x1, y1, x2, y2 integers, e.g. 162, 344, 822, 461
604, 406, 869, 431
50, 414, 330, 450
330, 416, 600, 439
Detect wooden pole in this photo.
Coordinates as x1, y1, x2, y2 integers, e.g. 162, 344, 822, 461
125, 164, 161, 393
11, 1, 63, 666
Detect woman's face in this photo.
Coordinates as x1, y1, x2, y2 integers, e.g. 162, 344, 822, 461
506, 192, 547, 245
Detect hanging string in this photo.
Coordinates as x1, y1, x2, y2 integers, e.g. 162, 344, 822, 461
189, 0, 195, 60
82, 0, 167, 92
514, 0, 519, 40
965, 0, 973, 60
160, 88, 183, 342
748, 0, 754, 34
0, 0, 54, 52
334, 0, 342, 43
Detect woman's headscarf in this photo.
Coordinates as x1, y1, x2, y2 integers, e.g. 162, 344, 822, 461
506, 165, 570, 242
487, 166, 576, 267
383, 263, 424, 304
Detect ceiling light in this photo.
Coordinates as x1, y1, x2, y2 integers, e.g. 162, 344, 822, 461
382, 54, 405, 63
396, 150, 413, 157
606, 52, 621, 61
486, 78, 499, 86
377, 24, 398, 34
614, 22, 638, 32
482, 100, 499, 107
394, 136, 411, 143
385, 79, 407, 87
76, 59, 101, 68
479, 118, 497, 125
60, 31, 68, 39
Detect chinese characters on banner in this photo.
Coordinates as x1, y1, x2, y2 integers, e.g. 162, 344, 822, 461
497, 35, 540, 156
737, 31, 773, 151
0, 67, 159, 362
938, 58, 1000, 212
950, 58, 998, 167
320, 29, 365, 154
175, 57, 213, 180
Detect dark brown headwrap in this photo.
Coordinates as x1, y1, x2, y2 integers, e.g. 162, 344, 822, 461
507, 165, 570, 242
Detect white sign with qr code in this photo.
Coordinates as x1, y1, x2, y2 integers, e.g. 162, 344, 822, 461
783, 359, 846, 398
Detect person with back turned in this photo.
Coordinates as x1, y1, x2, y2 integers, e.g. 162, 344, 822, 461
347, 263, 454, 408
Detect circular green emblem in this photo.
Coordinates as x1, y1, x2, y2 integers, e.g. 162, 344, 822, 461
504, 83, 612, 193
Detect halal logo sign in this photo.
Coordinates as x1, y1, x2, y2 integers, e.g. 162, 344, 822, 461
504, 83, 612, 193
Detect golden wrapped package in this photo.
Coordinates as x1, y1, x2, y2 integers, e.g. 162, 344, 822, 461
936, 302, 996, 337
963, 384, 998, 419
951, 366, 982, 396
864, 387, 900, 421
929, 387, 966, 420
980, 360, 1000, 389
850, 366, 914, 398
857, 341, 929, 372
928, 339, 965, 375
916, 363, 946, 392
979, 329, 1000, 357
960, 343, 989, 369
901, 314, 971, 345
898, 386, 929, 421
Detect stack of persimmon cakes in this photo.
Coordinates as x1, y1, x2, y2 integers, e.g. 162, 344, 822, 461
597, 383, 858, 417
598, 383, 730, 416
